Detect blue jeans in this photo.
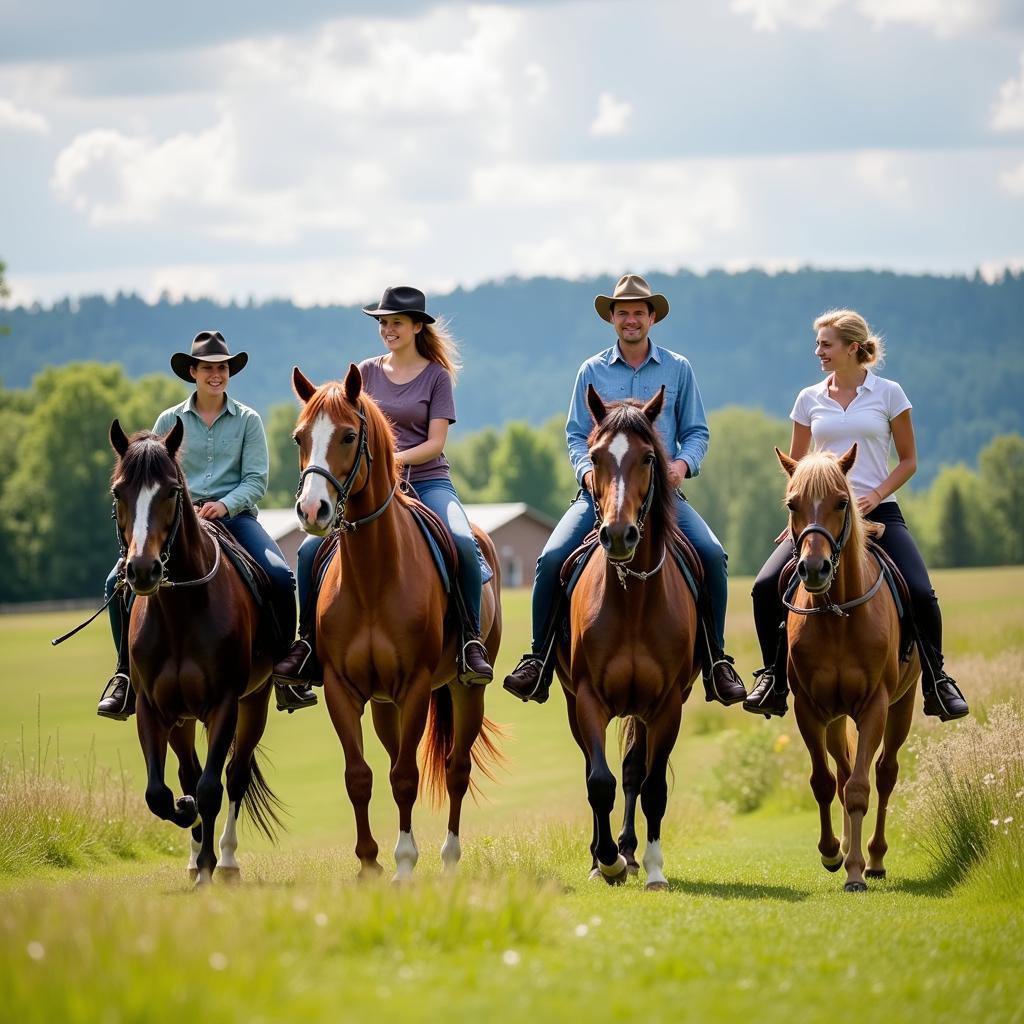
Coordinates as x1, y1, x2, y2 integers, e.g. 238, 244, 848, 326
106, 509, 296, 658
529, 490, 730, 652
296, 477, 489, 632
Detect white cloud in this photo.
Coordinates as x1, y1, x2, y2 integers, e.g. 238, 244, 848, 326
730, 0, 842, 32
992, 55, 1024, 131
853, 151, 911, 200
999, 160, 1024, 195
858, 0, 987, 36
589, 92, 632, 137
0, 97, 49, 134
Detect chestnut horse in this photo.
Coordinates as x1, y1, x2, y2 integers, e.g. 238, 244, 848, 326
555, 386, 699, 890
109, 419, 281, 886
291, 365, 502, 881
778, 444, 919, 891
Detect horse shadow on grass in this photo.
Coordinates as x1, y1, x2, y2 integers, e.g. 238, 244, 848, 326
666, 876, 809, 903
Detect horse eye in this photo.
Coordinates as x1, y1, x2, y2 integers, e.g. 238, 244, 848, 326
786, 500, 797, 511
292, 435, 300, 446
644, 453, 656, 465
837, 499, 849, 510
342, 432, 357, 445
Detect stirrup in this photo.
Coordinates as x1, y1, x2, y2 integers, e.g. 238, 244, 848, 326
458, 638, 493, 686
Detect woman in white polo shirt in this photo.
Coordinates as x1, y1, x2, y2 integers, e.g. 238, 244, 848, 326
744, 308, 969, 722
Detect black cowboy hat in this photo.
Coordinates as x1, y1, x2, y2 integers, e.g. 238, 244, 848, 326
362, 286, 436, 324
169, 331, 249, 382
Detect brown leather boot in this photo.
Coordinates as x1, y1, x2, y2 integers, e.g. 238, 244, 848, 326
459, 636, 494, 685
502, 655, 549, 704
704, 655, 747, 705
274, 638, 322, 686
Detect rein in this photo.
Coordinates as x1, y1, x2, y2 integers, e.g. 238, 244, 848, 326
296, 404, 398, 534
784, 503, 884, 618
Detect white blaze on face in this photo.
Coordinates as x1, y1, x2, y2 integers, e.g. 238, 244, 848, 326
131, 483, 160, 557
607, 432, 630, 516
298, 414, 336, 513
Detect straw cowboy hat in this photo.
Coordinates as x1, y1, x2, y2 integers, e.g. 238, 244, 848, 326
170, 331, 248, 382
594, 274, 670, 324
362, 285, 436, 324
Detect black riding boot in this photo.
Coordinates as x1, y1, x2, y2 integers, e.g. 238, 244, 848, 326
502, 594, 566, 704
919, 643, 969, 722
697, 591, 746, 705
451, 584, 493, 685
743, 622, 790, 719
97, 594, 135, 720
272, 593, 319, 712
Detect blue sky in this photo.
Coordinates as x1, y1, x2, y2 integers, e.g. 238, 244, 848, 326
1, 0, 1022, 306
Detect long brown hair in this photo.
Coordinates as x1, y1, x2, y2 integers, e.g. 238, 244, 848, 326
416, 316, 462, 382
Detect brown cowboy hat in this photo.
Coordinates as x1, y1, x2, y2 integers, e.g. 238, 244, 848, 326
594, 274, 670, 324
169, 331, 248, 382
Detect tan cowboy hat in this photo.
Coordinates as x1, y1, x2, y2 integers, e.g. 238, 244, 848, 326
170, 331, 248, 382
594, 274, 670, 324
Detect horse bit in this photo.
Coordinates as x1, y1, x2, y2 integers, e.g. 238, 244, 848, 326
295, 403, 397, 534
784, 502, 884, 617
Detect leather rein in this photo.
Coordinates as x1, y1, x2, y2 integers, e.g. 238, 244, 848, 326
295, 403, 397, 534
784, 503, 885, 618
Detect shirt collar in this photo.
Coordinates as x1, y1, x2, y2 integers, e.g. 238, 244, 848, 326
608, 341, 662, 367
815, 369, 877, 394
186, 392, 236, 416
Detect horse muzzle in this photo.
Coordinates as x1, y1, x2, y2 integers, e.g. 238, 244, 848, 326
797, 555, 833, 594
599, 522, 640, 562
125, 556, 163, 596
295, 497, 333, 536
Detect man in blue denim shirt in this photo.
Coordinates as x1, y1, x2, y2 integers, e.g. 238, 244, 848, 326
503, 274, 747, 705
96, 331, 315, 719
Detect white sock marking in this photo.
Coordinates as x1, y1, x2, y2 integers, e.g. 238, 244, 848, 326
393, 829, 419, 881
298, 414, 335, 515
188, 836, 201, 872
643, 839, 667, 888
131, 483, 159, 556
218, 800, 239, 870
440, 830, 461, 873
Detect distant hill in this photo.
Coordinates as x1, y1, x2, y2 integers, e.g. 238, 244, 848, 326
3, 268, 1022, 482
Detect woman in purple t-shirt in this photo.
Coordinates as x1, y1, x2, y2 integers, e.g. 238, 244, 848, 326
276, 286, 493, 685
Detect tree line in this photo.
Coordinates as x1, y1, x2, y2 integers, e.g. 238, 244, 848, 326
1, 361, 1019, 603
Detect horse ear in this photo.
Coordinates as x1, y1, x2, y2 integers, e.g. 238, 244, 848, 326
293, 366, 317, 403
110, 419, 130, 457
586, 384, 607, 424
775, 446, 798, 477
642, 385, 665, 424
164, 416, 185, 459
344, 363, 363, 404
838, 443, 857, 475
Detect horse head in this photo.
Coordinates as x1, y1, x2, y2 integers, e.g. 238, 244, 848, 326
292, 364, 396, 535
777, 444, 860, 594
586, 384, 669, 562
109, 417, 185, 596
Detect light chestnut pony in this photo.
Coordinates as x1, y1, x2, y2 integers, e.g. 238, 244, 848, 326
778, 443, 920, 892
291, 365, 503, 881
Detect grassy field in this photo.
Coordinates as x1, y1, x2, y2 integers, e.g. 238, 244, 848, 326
1, 568, 1022, 1022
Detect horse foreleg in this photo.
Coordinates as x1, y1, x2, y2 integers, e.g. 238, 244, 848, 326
825, 717, 853, 857
324, 671, 380, 879
563, 688, 599, 873
576, 684, 626, 884
793, 696, 842, 872
441, 683, 485, 874
639, 694, 683, 892
167, 720, 202, 880
391, 675, 432, 883
194, 695, 238, 887
618, 719, 647, 875
137, 694, 198, 831
867, 684, 915, 879
843, 696, 888, 892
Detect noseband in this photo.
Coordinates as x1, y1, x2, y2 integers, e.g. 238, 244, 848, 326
595, 457, 663, 590
296, 404, 397, 534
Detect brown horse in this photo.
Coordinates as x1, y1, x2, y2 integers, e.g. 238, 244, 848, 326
109, 419, 281, 886
291, 365, 502, 881
555, 385, 699, 890
778, 444, 919, 891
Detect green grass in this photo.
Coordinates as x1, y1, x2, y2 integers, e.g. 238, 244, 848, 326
1, 568, 1022, 1021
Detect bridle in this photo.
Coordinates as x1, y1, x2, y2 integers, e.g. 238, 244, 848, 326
784, 498, 884, 617
295, 403, 397, 534
595, 452, 665, 590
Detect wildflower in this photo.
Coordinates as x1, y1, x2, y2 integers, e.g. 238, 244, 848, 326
774, 734, 791, 753
26, 942, 44, 961
574, 924, 589, 937
1004, 817, 1014, 825
502, 950, 521, 966
209, 952, 228, 971
314, 912, 328, 927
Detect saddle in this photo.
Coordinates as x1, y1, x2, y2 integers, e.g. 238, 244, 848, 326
559, 530, 703, 601
778, 541, 914, 661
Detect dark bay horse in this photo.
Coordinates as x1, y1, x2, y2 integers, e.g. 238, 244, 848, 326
291, 365, 503, 881
555, 385, 699, 890
110, 419, 281, 886
778, 444, 919, 891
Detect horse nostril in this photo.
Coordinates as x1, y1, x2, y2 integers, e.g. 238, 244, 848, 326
797, 561, 808, 580
125, 562, 136, 582
598, 526, 611, 550
318, 500, 330, 523
624, 525, 639, 548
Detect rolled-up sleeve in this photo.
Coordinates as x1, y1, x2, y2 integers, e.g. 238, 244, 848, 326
220, 412, 269, 516
566, 364, 595, 485
673, 361, 710, 478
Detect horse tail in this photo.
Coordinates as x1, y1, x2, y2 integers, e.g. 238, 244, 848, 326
618, 716, 638, 759
420, 688, 508, 810
231, 743, 286, 842
846, 716, 859, 767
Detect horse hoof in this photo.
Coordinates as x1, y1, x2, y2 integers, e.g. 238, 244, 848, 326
588, 867, 603, 882
217, 866, 241, 885
626, 863, 640, 877
844, 880, 868, 893
645, 880, 670, 892
175, 796, 198, 828
357, 863, 384, 882
598, 855, 629, 886
821, 854, 844, 873
187, 868, 198, 883
865, 868, 886, 879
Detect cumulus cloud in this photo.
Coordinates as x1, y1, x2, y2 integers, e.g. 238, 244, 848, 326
858, 0, 990, 36
0, 97, 49, 134
730, 0, 842, 32
999, 160, 1024, 196
589, 93, 632, 137
853, 151, 911, 200
992, 55, 1024, 131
